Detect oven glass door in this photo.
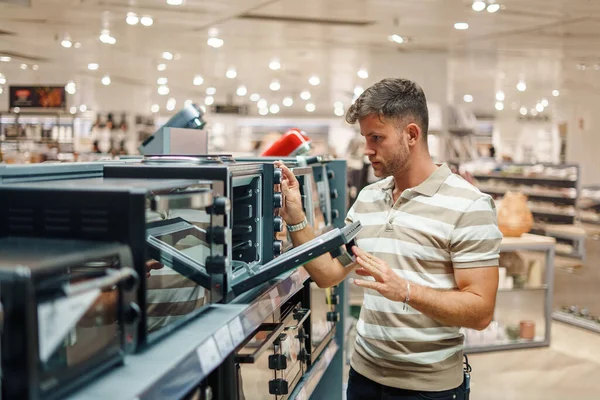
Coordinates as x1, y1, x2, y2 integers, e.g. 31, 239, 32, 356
309, 282, 335, 357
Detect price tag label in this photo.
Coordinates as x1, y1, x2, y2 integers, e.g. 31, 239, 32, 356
228, 316, 245, 345
214, 325, 234, 357
196, 337, 221, 374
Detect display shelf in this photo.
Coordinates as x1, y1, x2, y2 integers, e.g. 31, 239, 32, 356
288, 341, 340, 400
480, 189, 576, 205
553, 311, 600, 334
474, 174, 576, 187
465, 336, 547, 354
497, 285, 548, 293
531, 211, 576, 224
499, 233, 556, 251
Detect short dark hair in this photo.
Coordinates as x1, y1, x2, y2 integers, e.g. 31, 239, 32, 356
345, 78, 429, 141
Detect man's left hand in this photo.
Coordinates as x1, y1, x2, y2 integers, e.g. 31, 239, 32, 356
352, 246, 408, 302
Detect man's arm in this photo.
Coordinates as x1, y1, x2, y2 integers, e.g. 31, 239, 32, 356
275, 161, 354, 288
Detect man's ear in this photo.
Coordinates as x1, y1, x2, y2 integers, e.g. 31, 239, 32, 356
405, 123, 421, 146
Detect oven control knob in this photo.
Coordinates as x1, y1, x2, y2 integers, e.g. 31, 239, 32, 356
273, 168, 282, 185
268, 354, 287, 370
327, 294, 340, 305
273, 240, 283, 256
207, 226, 227, 245
327, 169, 335, 180
295, 327, 308, 342
205, 256, 228, 274
212, 197, 230, 215
269, 379, 289, 395
273, 216, 284, 232
273, 192, 283, 209
330, 189, 339, 199
327, 311, 340, 323
124, 302, 141, 324
299, 348, 311, 364
331, 209, 340, 220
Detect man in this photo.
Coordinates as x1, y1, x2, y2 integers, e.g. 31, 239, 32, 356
275, 78, 501, 400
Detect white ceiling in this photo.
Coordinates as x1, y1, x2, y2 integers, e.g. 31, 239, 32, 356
0, 0, 600, 117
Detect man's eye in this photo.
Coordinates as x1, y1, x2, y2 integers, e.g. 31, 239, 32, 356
372, 136, 380, 141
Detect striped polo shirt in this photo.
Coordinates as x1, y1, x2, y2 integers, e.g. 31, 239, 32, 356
346, 164, 502, 391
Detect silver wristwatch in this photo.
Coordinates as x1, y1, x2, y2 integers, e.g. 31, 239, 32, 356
287, 216, 308, 232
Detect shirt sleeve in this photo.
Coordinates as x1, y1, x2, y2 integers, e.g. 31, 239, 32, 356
344, 204, 356, 225
450, 195, 503, 269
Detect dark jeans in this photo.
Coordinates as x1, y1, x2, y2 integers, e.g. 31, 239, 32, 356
347, 367, 467, 400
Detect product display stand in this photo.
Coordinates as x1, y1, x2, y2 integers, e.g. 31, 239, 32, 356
464, 234, 556, 354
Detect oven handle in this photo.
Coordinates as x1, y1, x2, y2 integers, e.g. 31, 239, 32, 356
235, 322, 286, 364
152, 191, 214, 214
62, 267, 138, 297
285, 309, 311, 332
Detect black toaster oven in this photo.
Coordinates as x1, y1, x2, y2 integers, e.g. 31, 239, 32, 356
0, 237, 139, 400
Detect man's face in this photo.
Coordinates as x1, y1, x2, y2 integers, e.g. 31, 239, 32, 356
359, 114, 410, 178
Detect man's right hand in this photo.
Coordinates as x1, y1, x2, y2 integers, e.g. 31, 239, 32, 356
274, 161, 306, 225
146, 260, 164, 278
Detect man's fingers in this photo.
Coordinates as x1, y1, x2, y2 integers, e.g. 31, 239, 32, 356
275, 161, 299, 186
354, 279, 382, 291
356, 257, 383, 281
354, 267, 372, 276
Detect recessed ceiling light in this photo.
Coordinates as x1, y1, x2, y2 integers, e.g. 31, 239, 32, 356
99, 30, 116, 44
13, 107, 20, 113
516, 80, 527, 92
357, 69, 369, 79
259, 108, 269, 116
162, 52, 174, 60
487, 1, 500, 13
236, 85, 247, 96
541, 98, 549, 107
354, 86, 364, 96
140, 16, 154, 26
193, 75, 204, 86
0, 56, 11, 62
495, 91, 505, 101
226, 67, 237, 79
207, 37, 224, 48
166, 98, 177, 111
536, 103, 544, 112
305, 103, 316, 112
0, 74, 6, 85
151, 104, 160, 113
269, 59, 281, 70
70, 106, 77, 114
158, 85, 170, 95
472, 0, 486, 12
552, 90, 560, 97
167, 0, 184, 5
520, 107, 527, 115
269, 80, 281, 91
283, 97, 293, 107
463, 94, 473, 103
250, 93, 260, 102
0, 87, 3, 94
61, 39, 73, 48
204, 96, 214, 106
495, 102, 504, 111
65, 81, 76, 94
454, 22, 469, 30
388, 34, 404, 44
79, 104, 87, 113
157, 63, 167, 71
88, 63, 99, 70
309, 75, 320, 86
269, 104, 280, 114
334, 107, 344, 117
32, 64, 39, 70
74, 42, 81, 49
20, 63, 27, 70
101, 75, 111, 85
300, 91, 311, 100
157, 77, 168, 85
334, 101, 344, 108
206, 87, 216, 95
126, 12, 139, 25
530, 109, 538, 116
257, 99, 268, 109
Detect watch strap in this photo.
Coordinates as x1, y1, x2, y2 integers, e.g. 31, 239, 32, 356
287, 216, 308, 232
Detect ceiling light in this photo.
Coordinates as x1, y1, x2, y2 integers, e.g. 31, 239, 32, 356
61, 39, 73, 48
236, 85, 247, 96
300, 91, 311, 100
13, 107, 20, 114
65, 81, 76, 94
140, 16, 154, 26
334, 107, 345, 117
205, 96, 214, 106
250, 93, 260, 102
531, 109, 538, 116
206, 87, 216, 95
226, 67, 237, 79
166, 98, 177, 111
495, 91, 505, 101
357, 69, 369, 79
167, 0, 184, 5
541, 98, 549, 107
157, 77, 168, 85
463, 94, 473, 103
193, 75, 204, 86
305, 103, 316, 113
270, 80, 281, 91
207, 37, 224, 48
32, 64, 39, 71
257, 99, 268, 109
70, 106, 77, 114
334, 101, 343, 109
79, 104, 87, 113
519, 107, 527, 115
0, 56, 11, 62
454, 22, 469, 30
269, 59, 281, 70
126, 12, 139, 25
99, 30, 116, 44
158, 85, 170, 95
516, 80, 527, 92
309, 75, 320, 86
101, 75, 111, 85
151, 104, 160, 113
269, 104, 280, 114
88, 63, 99, 71
552, 90, 560, 97
472, 0, 486, 12
536, 103, 544, 112
157, 63, 167, 71
162, 52, 174, 60
259, 108, 269, 116
487, 3, 500, 13
283, 97, 293, 107
388, 34, 404, 44
20, 64, 27, 70
74, 42, 81, 49
0, 74, 6, 85
495, 102, 504, 111
354, 86, 364, 96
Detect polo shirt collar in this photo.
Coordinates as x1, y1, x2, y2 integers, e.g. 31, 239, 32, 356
380, 164, 451, 197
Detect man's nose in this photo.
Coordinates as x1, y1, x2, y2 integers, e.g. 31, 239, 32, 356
364, 145, 375, 156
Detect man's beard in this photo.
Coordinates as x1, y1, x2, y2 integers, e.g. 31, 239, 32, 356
375, 150, 409, 178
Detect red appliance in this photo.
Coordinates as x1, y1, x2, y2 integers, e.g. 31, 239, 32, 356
261, 128, 312, 157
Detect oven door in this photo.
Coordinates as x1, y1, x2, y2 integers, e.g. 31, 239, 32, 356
308, 282, 337, 364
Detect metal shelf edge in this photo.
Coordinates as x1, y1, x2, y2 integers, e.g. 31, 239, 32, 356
553, 312, 600, 334
464, 339, 549, 354
289, 340, 340, 400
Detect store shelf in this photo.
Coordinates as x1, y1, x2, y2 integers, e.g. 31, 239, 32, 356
499, 234, 556, 252
531, 211, 575, 224
553, 311, 600, 334
289, 340, 340, 400
481, 189, 576, 205
464, 336, 547, 354
474, 174, 577, 188
497, 285, 548, 293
